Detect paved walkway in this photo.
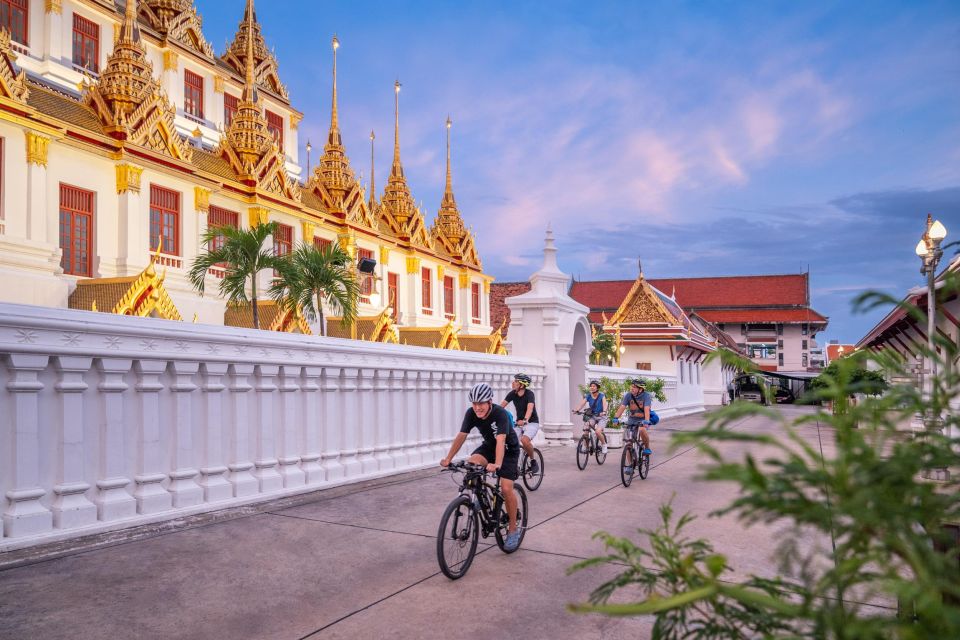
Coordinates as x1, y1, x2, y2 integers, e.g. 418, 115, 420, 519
0, 407, 885, 639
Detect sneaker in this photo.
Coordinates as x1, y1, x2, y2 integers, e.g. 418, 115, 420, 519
623, 465, 634, 476
504, 530, 522, 551
602, 444, 608, 454
643, 448, 653, 455
528, 459, 540, 475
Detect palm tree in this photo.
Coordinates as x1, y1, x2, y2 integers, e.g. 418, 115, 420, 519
270, 242, 360, 337
188, 221, 281, 330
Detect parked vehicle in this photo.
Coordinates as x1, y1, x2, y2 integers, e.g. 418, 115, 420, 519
735, 374, 768, 405
774, 387, 795, 404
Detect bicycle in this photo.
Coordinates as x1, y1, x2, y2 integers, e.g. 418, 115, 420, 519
573, 409, 607, 470
436, 461, 529, 580
518, 446, 544, 491
618, 420, 650, 487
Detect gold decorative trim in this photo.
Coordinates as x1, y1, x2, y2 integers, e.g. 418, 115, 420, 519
290, 112, 302, 130
338, 231, 357, 259
248, 206, 269, 228
483, 280, 490, 294
406, 256, 421, 274
213, 76, 225, 94
458, 272, 469, 288
163, 50, 179, 71
112, 23, 120, 44
194, 187, 211, 213
379, 246, 390, 264
437, 265, 444, 281
44, 0, 61, 15
115, 163, 143, 194
301, 221, 315, 242
25, 131, 51, 167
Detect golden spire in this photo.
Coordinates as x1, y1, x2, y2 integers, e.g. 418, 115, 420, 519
444, 115, 454, 203
369, 129, 376, 209
91, 0, 154, 125
329, 35, 340, 146
241, 1, 257, 104
311, 35, 356, 206
224, 0, 289, 100
380, 79, 417, 226
224, 0, 271, 170
435, 116, 466, 239
392, 80, 402, 175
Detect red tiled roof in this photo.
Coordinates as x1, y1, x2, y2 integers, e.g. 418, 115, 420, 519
568, 280, 633, 310
490, 282, 531, 334
825, 344, 857, 361
697, 309, 827, 323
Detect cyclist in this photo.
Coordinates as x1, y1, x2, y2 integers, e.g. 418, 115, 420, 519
441, 382, 522, 551
573, 379, 608, 454
613, 378, 653, 475
500, 373, 540, 475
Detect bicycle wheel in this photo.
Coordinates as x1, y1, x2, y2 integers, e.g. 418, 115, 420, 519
522, 448, 544, 491
436, 495, 479, 580
494, 484, 529, 554
620, 444, 634, 487
638, 451, 650, 480
576, 434, 590, 470
594, 435, 607, 465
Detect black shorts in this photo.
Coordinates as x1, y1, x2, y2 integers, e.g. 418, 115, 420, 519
471, 444, 519, 481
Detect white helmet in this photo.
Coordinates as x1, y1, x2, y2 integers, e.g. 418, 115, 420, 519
468, 382, 494, 403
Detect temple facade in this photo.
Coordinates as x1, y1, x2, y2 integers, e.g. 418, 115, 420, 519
0, 0, 495, 344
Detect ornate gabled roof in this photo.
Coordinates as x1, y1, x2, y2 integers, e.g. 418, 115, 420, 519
307, 37, 376, 228
68, 256, 182, 321
398, 319, 461, 350
459, 320, 508, 355
608, 268, 683, 327
222, 0, 288, 100
84, 0, 192, 162
0, 29, 30, 105
215, 2, 298, 201
378, 81, 433, 250
138, 0, 214, 58
326, 308, 399, 343
223, 300, 311, 333
430, 117, 481, 268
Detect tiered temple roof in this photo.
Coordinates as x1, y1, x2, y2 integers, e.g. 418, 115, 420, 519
68, 254, 182, 321
221, 0, 288, 100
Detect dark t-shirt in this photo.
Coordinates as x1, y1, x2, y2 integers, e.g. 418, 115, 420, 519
504, 388, 539, 424
621, 391, 652, 424
460, 404, 520, 453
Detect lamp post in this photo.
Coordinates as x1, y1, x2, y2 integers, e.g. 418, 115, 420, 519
915, 214, 948, 479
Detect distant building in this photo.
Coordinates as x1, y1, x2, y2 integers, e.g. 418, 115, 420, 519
492, 272, 828, 373
824, 341, 857, 364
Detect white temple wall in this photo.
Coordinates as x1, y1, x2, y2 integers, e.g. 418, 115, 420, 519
0, 302, 541, 551
584, 364, 702, 420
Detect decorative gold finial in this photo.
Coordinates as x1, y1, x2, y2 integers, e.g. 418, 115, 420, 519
369, 129, 376, 208
329, 35, 340, 142
445, 115, 453, 196
393, 79, 401, 167
242, 1, 257, 103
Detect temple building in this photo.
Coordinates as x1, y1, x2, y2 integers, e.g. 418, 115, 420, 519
0, 0, 497, 348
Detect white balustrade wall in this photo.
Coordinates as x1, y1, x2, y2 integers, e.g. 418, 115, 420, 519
0, 303, 544, 551
584, 364, 704, 419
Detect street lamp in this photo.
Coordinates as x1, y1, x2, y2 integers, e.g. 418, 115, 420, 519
915, 214, 948, 480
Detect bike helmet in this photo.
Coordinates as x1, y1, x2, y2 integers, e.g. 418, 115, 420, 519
514, 373, 532, 387
631, 378, 647, 388
468, 382, 494, 403
588, 379, 601, 388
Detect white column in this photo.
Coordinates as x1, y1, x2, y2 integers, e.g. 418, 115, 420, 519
133, 360, 172, 514
386, 370, 405, 469
168, 361, 202, 508
339, 368, 362, 477
198, 362, 232, 503
43, 5, 63, 62
403, 370, 422, 465
114, 174, 146, 277
253, 364, 282, 493
51, 357, 97, 529
373, 369, 393, 472
357, 368, 377, 474
226, 364, 257, 497
415, 371, 433, 462
277, 365, 305, 488
300, 367, 323, 484
95, 358, 136, 521
3, 355, 53, 538
429, 371, 446, 458
26, 148, 49, 245
320, 366, 344, 481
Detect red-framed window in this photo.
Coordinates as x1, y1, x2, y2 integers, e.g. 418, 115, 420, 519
266, 110, 283, 151
443, 276, 455, 318
0, 137, 4, 223
0, 0, 27, 46
184, 70, 204, 120
149, 185, 180, 255
388, 272, 399, 321
471, 282, 481, 323
357, 248, 374, 301
59, 184, 94, 277
207, 205, 238, 252
72, 14, 99, 73
273, 222, 293, 258
421, 267, 432, 314
313, 236, 332, 252
224, 94, 238, 127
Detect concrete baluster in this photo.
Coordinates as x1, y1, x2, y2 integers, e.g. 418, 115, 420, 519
94, 358, 136, 522
415, 371, 433, 462
168, 361, 202, 508
386, 370, 405, 469
371, 369, 393, 472
277, 365, 305, 488
320, 366, 344, 481
226, 364, 257, 497
357, 368, 378, 474
430, 371, 447, 458
133, 360, 172, 514
51, 357, 97, 529
3, 355, 53, 538
339, 368, 362, 477
198, 363, 232, 502
253, 364, 282, 493
299, 367, 323, 484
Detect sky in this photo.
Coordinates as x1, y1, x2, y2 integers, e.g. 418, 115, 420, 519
195, 0, 960, 344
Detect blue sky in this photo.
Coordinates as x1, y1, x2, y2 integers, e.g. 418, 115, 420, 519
196, 0, 960, 343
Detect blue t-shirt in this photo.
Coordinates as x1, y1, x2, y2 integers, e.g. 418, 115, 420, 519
621, 391, 652, 425
584, 392, 605, 416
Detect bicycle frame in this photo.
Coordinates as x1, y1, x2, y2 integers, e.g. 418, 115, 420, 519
450, 463, 507, 538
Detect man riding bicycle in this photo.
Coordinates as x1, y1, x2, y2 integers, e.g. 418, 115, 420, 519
500, 373, 540, 475
574, 379, 608, 454
441, 382, 522, 551
613, 378, 654, 475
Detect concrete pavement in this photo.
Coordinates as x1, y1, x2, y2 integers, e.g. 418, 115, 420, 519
0, 407, 891, 639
